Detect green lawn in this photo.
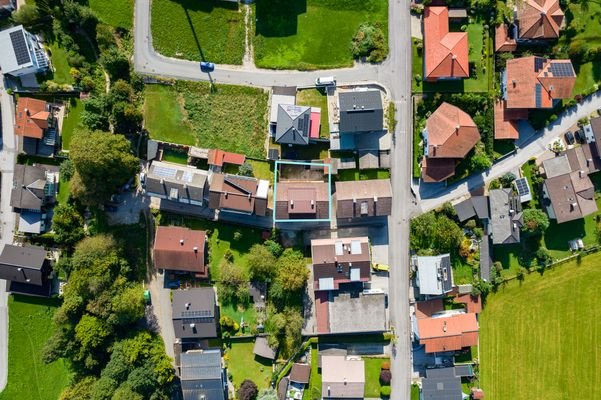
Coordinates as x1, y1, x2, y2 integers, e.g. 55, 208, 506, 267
0, 296, 71, 400
254, 0, 388, 70
452, 255, 476, 284
144, 84, 196, 145
573, 61, 601, 97
480, 252, 601, 399
336, 169, 390, 181
89, 0, 133, 29
161, 148, 189, 165
61, 98, 82, 151
220, 303, 257, 335
225, 159, 273, 182
303, 344, 321, 400
151, 0, 245, 64
296, 88, 330, 138
364, 358, 388, 398
57, 176, 70, 204
46, 42, 72, 85
411, 384, 420, 400
226, 340, 273, 391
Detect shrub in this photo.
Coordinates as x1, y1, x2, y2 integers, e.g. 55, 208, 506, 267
380, 369, 392, 384
238, 379, 258, 400
223, 249, 234, 262
238, 162, 253, 177
381, 361, 391, 370
233, 231, 243, 241
264, 240, 283, 257
380, 385, 391, 397
350, 23, 388, 63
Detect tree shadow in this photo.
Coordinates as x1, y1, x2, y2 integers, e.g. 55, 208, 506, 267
255, 0, 306, 38
543, 218, 586, 253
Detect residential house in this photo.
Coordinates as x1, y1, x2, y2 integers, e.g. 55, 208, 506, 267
412, 254, 453, 297
453, 196, 489, 222
421, 102, 480, 182
275, 181, 329, 220
145, 161, 208, 206
321, 356, 365, 399
180, 350, 226, 400
172, 288, 217, 340
311, 237, 371, 291
421, 366, 475, 400
516, 0, 564, 40
0, 244, 52, 297
206, 149, 245, 171
543, 170, 597, 224
494, 24, 517, 52
495, 57, 576, 139
489, 188, 522, 245
208, 173, 269, 216
335, 179, 392, 219
15, 97, 57, 156
11, 164, 57, 234
423, 7, 469, 81
416, 313, 479, 353
0, 25, 49, 77
153, 226, 208, 277
338, 90, 383, 133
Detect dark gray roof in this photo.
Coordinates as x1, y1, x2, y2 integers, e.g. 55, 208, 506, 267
454, 199, 476, 222
422, 367, 463, 400
145, 161, 207, 204
591, 117, 601, 156
0, 244, 48, 286
472, 196, 490, 219
489, 188, 522, 245
453, 364, 473, 377
180, 350, 225, 400
272, 86, 297, 96
172, 288, 217, 339
275, 104, 311, 145
338, 91, 383, 133
10, 164, 48, 211
253, 336, 277, 360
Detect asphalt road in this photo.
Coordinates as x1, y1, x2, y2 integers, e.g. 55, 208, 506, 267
418, 90, 601, 212
133, 0, 414, 397
0, 76, 19, 392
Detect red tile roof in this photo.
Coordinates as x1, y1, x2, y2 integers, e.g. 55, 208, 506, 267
417, 313, 479, 353
315, 291, 330, 334
153, 226, 207, 276
415, 299, 444, 319
506, 57, 576, 110
494, 100, 528, 140
421, 157, 456, 183
454, 294, 482, 314
207, 149, 246, 167
309, 110, 321, 139
424, 7, 469, 81
426, 102, 480, 158
494, 24, 517, 52
517, 0, 564, 39
15, 98, 49, 139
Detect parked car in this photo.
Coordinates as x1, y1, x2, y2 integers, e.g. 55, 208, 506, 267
315, 76, 336, 86
200, 61, 215, 73
564, 131, 575, 145
372, 263, 390, 272
574, 128, 586, 144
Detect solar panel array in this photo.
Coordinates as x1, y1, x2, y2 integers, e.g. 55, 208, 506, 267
152, 165, 177, 179
181, 309, 213, 318
515, 177, 530, 197
535, 84, 542, 109
181, 170, 194, 183
10, 30, 31, 66
534, 57, 545, 72
549, 62, 575, 77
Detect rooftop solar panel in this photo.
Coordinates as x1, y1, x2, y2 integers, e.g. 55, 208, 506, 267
549, 62, 574, 77
182, 170, 194, 183
10, 30, 31, 66
181, 310, 213, 318
534, 57, 545, 72
515, 177, 530, 196
535, 84, 542, 109
152, 165, 177, 179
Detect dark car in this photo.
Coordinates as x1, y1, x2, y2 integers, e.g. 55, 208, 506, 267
565, 131, 575, 145
200, 61, 215, 73
574, 129, 586, 144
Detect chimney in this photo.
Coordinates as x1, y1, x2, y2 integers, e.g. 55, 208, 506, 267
512, 79, 517, 87
443, 321, 447, 332
571, 202, 578, 210
455, 125, 460, 134
193, 246, 198, 253
180, 239, 184, 246
374, 196, 378, 202
190, 323, 195, 328
353, 198, 356, 203
579, 170, 585, 178
311, 199, 315, 208
290, 199, 294, 208
185, 302, 190, 309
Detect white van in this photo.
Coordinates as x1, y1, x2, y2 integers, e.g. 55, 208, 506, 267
315, 76, 336, 86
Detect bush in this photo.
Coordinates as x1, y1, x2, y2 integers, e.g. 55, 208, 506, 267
238, 162, 254, 177
238, 379, 258, 400
380, 369, 392, 384
233, 231, 243, 241
380, 385, 391, 397
264, 240, 283, 257
350, 23, 388, 63
381, 361, 390, 370
500, 172, 516, 187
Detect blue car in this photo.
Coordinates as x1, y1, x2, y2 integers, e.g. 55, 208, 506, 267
200, 61, 215, 73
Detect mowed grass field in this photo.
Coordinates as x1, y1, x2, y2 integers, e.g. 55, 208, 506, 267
89, 0, 134, 29
151, 0, 245, 64
254, 0, 388, 70
0, 296, 71, 400
480, 253, 601, 399
144, 84, 196, 145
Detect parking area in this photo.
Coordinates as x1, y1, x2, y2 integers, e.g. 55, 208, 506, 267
106, 188, 150, 225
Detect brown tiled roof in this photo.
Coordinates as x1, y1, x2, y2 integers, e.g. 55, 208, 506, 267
494, 100, 528, 139
209, 173, 259, 214
417, 313, 479, 353
506, 57, 576, 109
544, 171, 598, 223
494, 24, 517, 52
207, 149, 246, 167
335, 179, 392, 218
424, 7, 469, 80
275, 181, 329, 220
415, 299, 444, 319
289, 364, 311, 384
311, 237, 371, 290
421, 157, 456, 183
15, 97, 49, 139
153, 226, 207, 275
517, 0, 564, 39
454, 294, 482, 314
426, 102, 480, 158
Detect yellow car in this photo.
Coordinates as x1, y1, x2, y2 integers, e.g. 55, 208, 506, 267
372, 263, 390, 272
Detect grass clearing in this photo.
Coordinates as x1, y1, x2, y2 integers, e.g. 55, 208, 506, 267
226, 159, 274, 182
254, 0, 388, 70
144, 84, 196, 145
46, 42, 72, 85
0, 295, 71, 400
161, 148, 189, 165
220, 303, 257, 334
480, 252, 601, 399
303, 344, 321, 400
57, 176, 70, 204
226, 340, 273, 391
61, 98, 82, 150
89, 0, 134, 29
296, 88, 330, 138
364, 358, 388, 397
336, 169, 390, 181
151, 0, 245, 64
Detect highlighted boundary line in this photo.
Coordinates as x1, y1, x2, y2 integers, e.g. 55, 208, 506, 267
273, 160, 332, 224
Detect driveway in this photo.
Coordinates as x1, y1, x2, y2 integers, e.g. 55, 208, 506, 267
106, 189, 149, 225
147, 270, 176, 363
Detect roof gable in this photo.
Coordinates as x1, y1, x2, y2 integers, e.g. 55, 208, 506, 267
426, 102, 480, 158
424, 7, 469, 80
276, 104, 311, 145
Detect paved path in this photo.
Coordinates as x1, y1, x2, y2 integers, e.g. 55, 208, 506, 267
417, 91, 601, 212
133, 0, 413, 397
0, 76, 19, 392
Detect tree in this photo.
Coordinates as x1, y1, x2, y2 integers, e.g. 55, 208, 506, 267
82, 97, 110, 131
469, 152, 492, 171
380, 369, 392, 384
112, 385, 143, 400
350, 23, 387, 63
109, 285, 145, 326
521, 208, 550, 233
100, 48, 130, 82
70, 131, 139, 205
60, 159, 75, 181
238, 162, 254, 177
238, 379, 259, 400
535, 246, 551, 265
274, 249, 308, 293
75, 314, 112, 350
432, 215, 464, 253
247, 244, 277, 281
264, 240, 283, 257
108, 80, 134, 104
257, 388, 278, 400
91, 376, 118, 400
11, 4, 40, 29
60, 376, 97, 400
111, 102, 143, 134
126, 364, 158, 397
500, 172, 516, 187
52, 203, 85, 248
218, 260, 248, 304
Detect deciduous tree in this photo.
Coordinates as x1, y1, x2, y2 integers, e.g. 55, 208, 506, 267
247, 244, 277, 281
